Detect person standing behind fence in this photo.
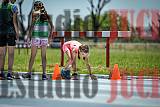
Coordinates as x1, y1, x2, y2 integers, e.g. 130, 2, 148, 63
0, 0, 19, 80
22, 1, 54, 80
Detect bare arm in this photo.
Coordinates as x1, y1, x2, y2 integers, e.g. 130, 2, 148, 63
13, 12, 19, 40
27, 13, 35, 40
47, 14, 54, 39
84, 57, 97, 80
84, 57, 92, 75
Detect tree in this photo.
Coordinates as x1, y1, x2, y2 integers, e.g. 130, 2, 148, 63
158, 13, 160, 38
151, 12, 160, 40
100, 12, 110, 31
17, 0, 25, 36
87, 0, 111, 31
87, 0, 111, 43
17, 0, 35, 37
26, 0, 35, 34
108, 10, 118, 31
72, 17, 84, 31
83, 15, 93, 31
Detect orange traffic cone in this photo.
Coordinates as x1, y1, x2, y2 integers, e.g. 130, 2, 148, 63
52, 64, 61, 80
111, 64, 121, 80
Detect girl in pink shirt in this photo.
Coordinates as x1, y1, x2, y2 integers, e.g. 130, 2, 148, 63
62, 40, 97, 80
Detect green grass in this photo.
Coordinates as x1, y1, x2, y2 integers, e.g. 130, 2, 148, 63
3, 44, 160, 76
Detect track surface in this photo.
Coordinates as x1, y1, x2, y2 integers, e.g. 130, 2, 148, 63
0, 75, 159, 107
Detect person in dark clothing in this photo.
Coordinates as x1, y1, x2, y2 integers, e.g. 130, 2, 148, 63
0, 0, 19, 80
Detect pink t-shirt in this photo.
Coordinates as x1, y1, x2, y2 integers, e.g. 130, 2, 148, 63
63, 41, 82, 53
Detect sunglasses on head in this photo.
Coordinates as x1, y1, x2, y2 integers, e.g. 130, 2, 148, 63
34, 1, 43, 8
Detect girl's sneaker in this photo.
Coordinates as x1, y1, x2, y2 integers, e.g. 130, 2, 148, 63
42, 74, 48, 80
12, 72, 20, 79
72, 73, 79, 80
61, 69, 71, 80
90, 74, 97, 80
22, 73, 31, 80
7, 73, 13, 80
0, 72, 5, 80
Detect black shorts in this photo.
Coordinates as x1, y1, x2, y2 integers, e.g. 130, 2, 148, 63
0, 24, 16, 47
0, 34, 16, 47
